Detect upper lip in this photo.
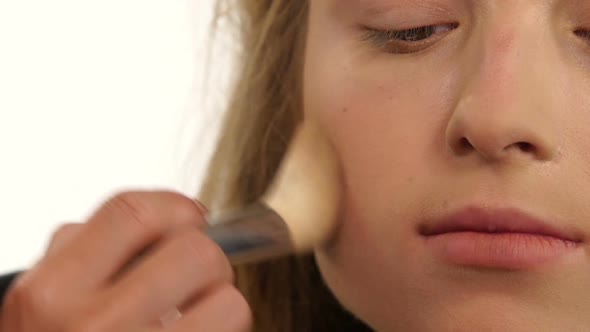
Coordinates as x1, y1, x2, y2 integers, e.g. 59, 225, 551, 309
419, 206, 583, 243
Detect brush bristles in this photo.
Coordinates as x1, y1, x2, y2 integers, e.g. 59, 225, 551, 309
262, 121, 342, 252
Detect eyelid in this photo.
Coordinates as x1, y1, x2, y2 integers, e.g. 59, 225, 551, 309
356, 1, 461, 29
362, 23, 458, 54
575, 29, 590, 40
365, 23, 459, 37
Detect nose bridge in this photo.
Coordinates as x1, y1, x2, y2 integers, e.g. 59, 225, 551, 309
469, 1, 548, 98
472, 19, 542, 113
446, 13, 560, 162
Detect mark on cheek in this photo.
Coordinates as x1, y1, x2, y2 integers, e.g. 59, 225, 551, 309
493, 30, 515, 55
376, 85, 396, 101
341, 107, 349, 113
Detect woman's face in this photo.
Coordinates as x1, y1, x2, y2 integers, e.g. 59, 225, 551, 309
304, 1, 590, 330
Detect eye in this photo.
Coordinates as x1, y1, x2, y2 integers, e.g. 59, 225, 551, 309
363, 23, 459, 54
575, 29, 590, 41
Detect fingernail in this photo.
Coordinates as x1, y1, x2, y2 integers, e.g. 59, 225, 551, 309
193, 199, 209, 217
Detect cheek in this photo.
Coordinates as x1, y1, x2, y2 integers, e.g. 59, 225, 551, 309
303, 53, 457, 327
303, 42, 459, 239
302, 8, 462, 322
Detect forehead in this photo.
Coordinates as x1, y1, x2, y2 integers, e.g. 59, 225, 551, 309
317, 0, 460, 21
318, 0, 590, 16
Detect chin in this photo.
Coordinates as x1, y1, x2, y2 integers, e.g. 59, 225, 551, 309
364, 298, 586, 332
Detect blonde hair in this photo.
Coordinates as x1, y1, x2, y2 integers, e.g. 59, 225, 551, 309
199, 1, 371, 331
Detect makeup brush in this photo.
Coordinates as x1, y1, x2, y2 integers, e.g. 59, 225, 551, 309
205, 120, 342, 265
0, 121, 342, 302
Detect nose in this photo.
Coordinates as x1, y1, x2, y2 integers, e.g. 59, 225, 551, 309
445, 26, 561, 163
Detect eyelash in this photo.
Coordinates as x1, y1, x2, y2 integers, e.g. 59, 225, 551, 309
363, 26, 590, 55
575, 29, 590, 41
363, 23, 459, 54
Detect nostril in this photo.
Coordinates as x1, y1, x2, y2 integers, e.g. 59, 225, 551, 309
514, 142, 535, 153
453, 138, 538, 158
458, 137, 473, 152
450, 137, 474, 156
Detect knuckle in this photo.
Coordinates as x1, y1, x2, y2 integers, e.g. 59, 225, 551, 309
68, 311, 117, 332
51, 223, 79, 240
6, 276, 61, 325
163, 191, 207, 227
180, 231, 233, 282
102, 191, 205, 235
48, 223, 81, 247
219, 286, 252, 332
43, 224, 82, 259
107, 191, 160, 234
66, 296, 120, 332
67, 316, 112, 332
162, 190, 205, 218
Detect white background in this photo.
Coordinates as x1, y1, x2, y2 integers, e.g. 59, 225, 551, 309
0, 0, 233, 272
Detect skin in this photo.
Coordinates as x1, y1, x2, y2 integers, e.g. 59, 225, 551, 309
0, 191, 251, 332
306, 0, 590, 331
2, 1, 590, 331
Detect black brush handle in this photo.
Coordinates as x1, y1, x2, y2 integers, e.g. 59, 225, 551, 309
0, 271, 21, 307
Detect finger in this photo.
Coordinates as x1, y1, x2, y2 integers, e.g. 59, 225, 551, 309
167, 285, 252, 332
105, 227, 233, 324
42, 190, 207, 291
44, 223, 83, 258
193, 199, 208, 216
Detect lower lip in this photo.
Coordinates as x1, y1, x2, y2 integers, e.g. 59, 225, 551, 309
424, 232, 580, 269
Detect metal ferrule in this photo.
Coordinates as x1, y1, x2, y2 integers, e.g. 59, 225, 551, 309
205, 202, 294, 265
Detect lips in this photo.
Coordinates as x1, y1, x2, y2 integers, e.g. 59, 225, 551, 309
419, 206, 580, 241
419, 206, 583, 269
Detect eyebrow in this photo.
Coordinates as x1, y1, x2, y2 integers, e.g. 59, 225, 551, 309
336, 0, 401, 16
337, 0, 456, 19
